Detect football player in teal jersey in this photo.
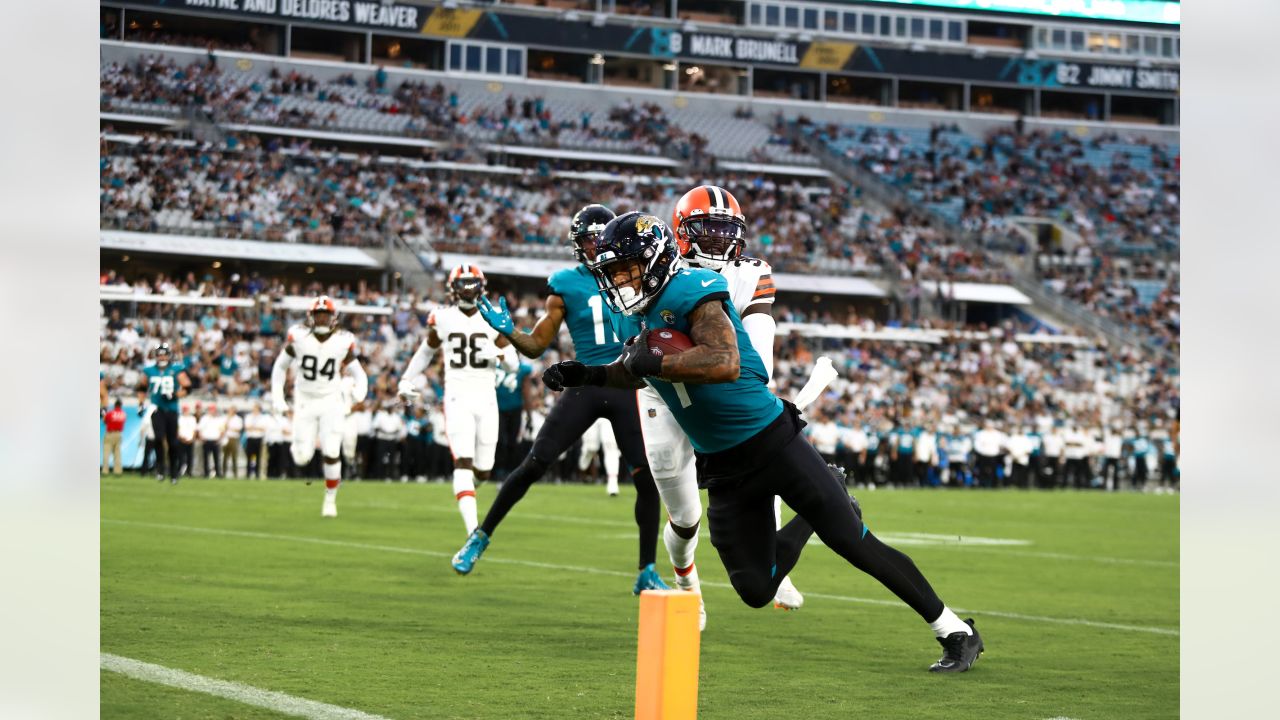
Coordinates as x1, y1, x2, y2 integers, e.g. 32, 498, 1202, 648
493, 358, 534, 482
136, 343, 191, 484
543, 212, 984, 672
450, 204, 668, 595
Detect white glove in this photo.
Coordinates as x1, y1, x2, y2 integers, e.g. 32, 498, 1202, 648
397, 379, 421, 399
272, 395, 289, 415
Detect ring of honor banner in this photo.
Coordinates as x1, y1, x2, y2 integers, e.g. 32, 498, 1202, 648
115, 1, 1177, 94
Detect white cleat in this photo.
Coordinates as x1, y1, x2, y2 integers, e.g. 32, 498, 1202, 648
674, 572, 707, 632
773, 575, 804, 610
606, 479, 619, 497
322, 497, 337, 518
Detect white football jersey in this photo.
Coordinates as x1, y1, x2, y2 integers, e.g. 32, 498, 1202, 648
720, 256, 775, 316
285, 324, 356, 399
428, 306, 503, 394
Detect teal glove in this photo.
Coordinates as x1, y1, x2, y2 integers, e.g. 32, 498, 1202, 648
477, 295, 515, 337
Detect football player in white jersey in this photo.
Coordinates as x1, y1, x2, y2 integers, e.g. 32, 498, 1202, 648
633, 184, 805, 619
271, 296, 369, 518
398, 265, 518, 536
577, 417, 621, 496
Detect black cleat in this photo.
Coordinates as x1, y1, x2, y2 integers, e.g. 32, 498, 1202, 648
929, 619, 983, 673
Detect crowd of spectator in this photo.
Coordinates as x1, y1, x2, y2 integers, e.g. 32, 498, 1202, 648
1040, 260, 1180, 354
99, 267, 1177, 486
816, 122, 1180, 255
100, 133, 897, 276
808, 120, 1180, 349
101, 55, 462, 140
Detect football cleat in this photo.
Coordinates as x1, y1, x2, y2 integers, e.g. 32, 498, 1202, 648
632, 563, 671, 594
674, 571, 707, 632
773, 575, 804, 610
929, 619, 984, 673
322, 497, 337, 518
606, 478, 620, 497
452, 528, 490, 575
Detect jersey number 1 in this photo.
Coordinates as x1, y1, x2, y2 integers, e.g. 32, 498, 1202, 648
586, 295, 616, 346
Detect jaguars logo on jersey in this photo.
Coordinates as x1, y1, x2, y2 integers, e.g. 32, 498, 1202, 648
660, 309, 676, 325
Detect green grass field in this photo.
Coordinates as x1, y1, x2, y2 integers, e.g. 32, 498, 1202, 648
101, 474, 1178, 720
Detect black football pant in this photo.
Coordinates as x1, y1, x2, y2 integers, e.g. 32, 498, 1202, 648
1101, 457, 1122, 491
1065, 458, 1090, 489
1132, 457, 1149, 489
245, 438, 264, 477
481, 386, 660, 570
1041, 457, 1061, 489
201, 442, 222, 477
1010, 463, 1031, 489
150, 408, 181, 480
975, 455, 1000, 489
891, 453, 914, 487
1160, 457, 1178, 489
699, 404, 945, 621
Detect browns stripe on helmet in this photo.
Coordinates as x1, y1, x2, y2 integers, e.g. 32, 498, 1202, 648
671, 185, 748, 271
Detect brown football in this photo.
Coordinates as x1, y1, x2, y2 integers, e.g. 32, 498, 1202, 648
646, 328, 694, 357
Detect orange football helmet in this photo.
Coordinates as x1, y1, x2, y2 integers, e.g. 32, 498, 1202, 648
307, 295, 339, 335
671, 185, 748, 270
447, 264, 486, 309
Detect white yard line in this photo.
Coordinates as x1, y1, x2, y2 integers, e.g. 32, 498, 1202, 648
101, 653, 394, 720
101, 484, 1178, 566
102, 519, 1180, 637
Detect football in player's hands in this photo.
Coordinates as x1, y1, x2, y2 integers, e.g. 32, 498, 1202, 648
646, 328, 694, 356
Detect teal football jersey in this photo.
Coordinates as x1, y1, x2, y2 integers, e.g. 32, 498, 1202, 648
496, 360, 533, 412
610, 268, 783, 454
142, 362, 187, 413
548, 265, 624, 366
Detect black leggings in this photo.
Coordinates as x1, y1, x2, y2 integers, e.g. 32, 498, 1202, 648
481, 386, 660, 569
150, 409, 181, 480
703, 413, 945, 622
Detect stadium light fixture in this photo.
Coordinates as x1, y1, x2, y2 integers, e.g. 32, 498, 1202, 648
590, 54, 605, 66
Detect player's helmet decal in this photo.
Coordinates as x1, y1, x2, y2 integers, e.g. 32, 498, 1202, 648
448, 264, 486, 309
588, 211, 680, 316
569, 204, 616, 264
672, 185, 747, 271
308, 295, 339, 336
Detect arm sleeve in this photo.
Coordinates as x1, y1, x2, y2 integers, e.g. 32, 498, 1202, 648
403, 339, 436, 387
270, 351, 293, 405
741, 311, 777, 381
498, 343, 518, 372
345, 357, 368, 403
